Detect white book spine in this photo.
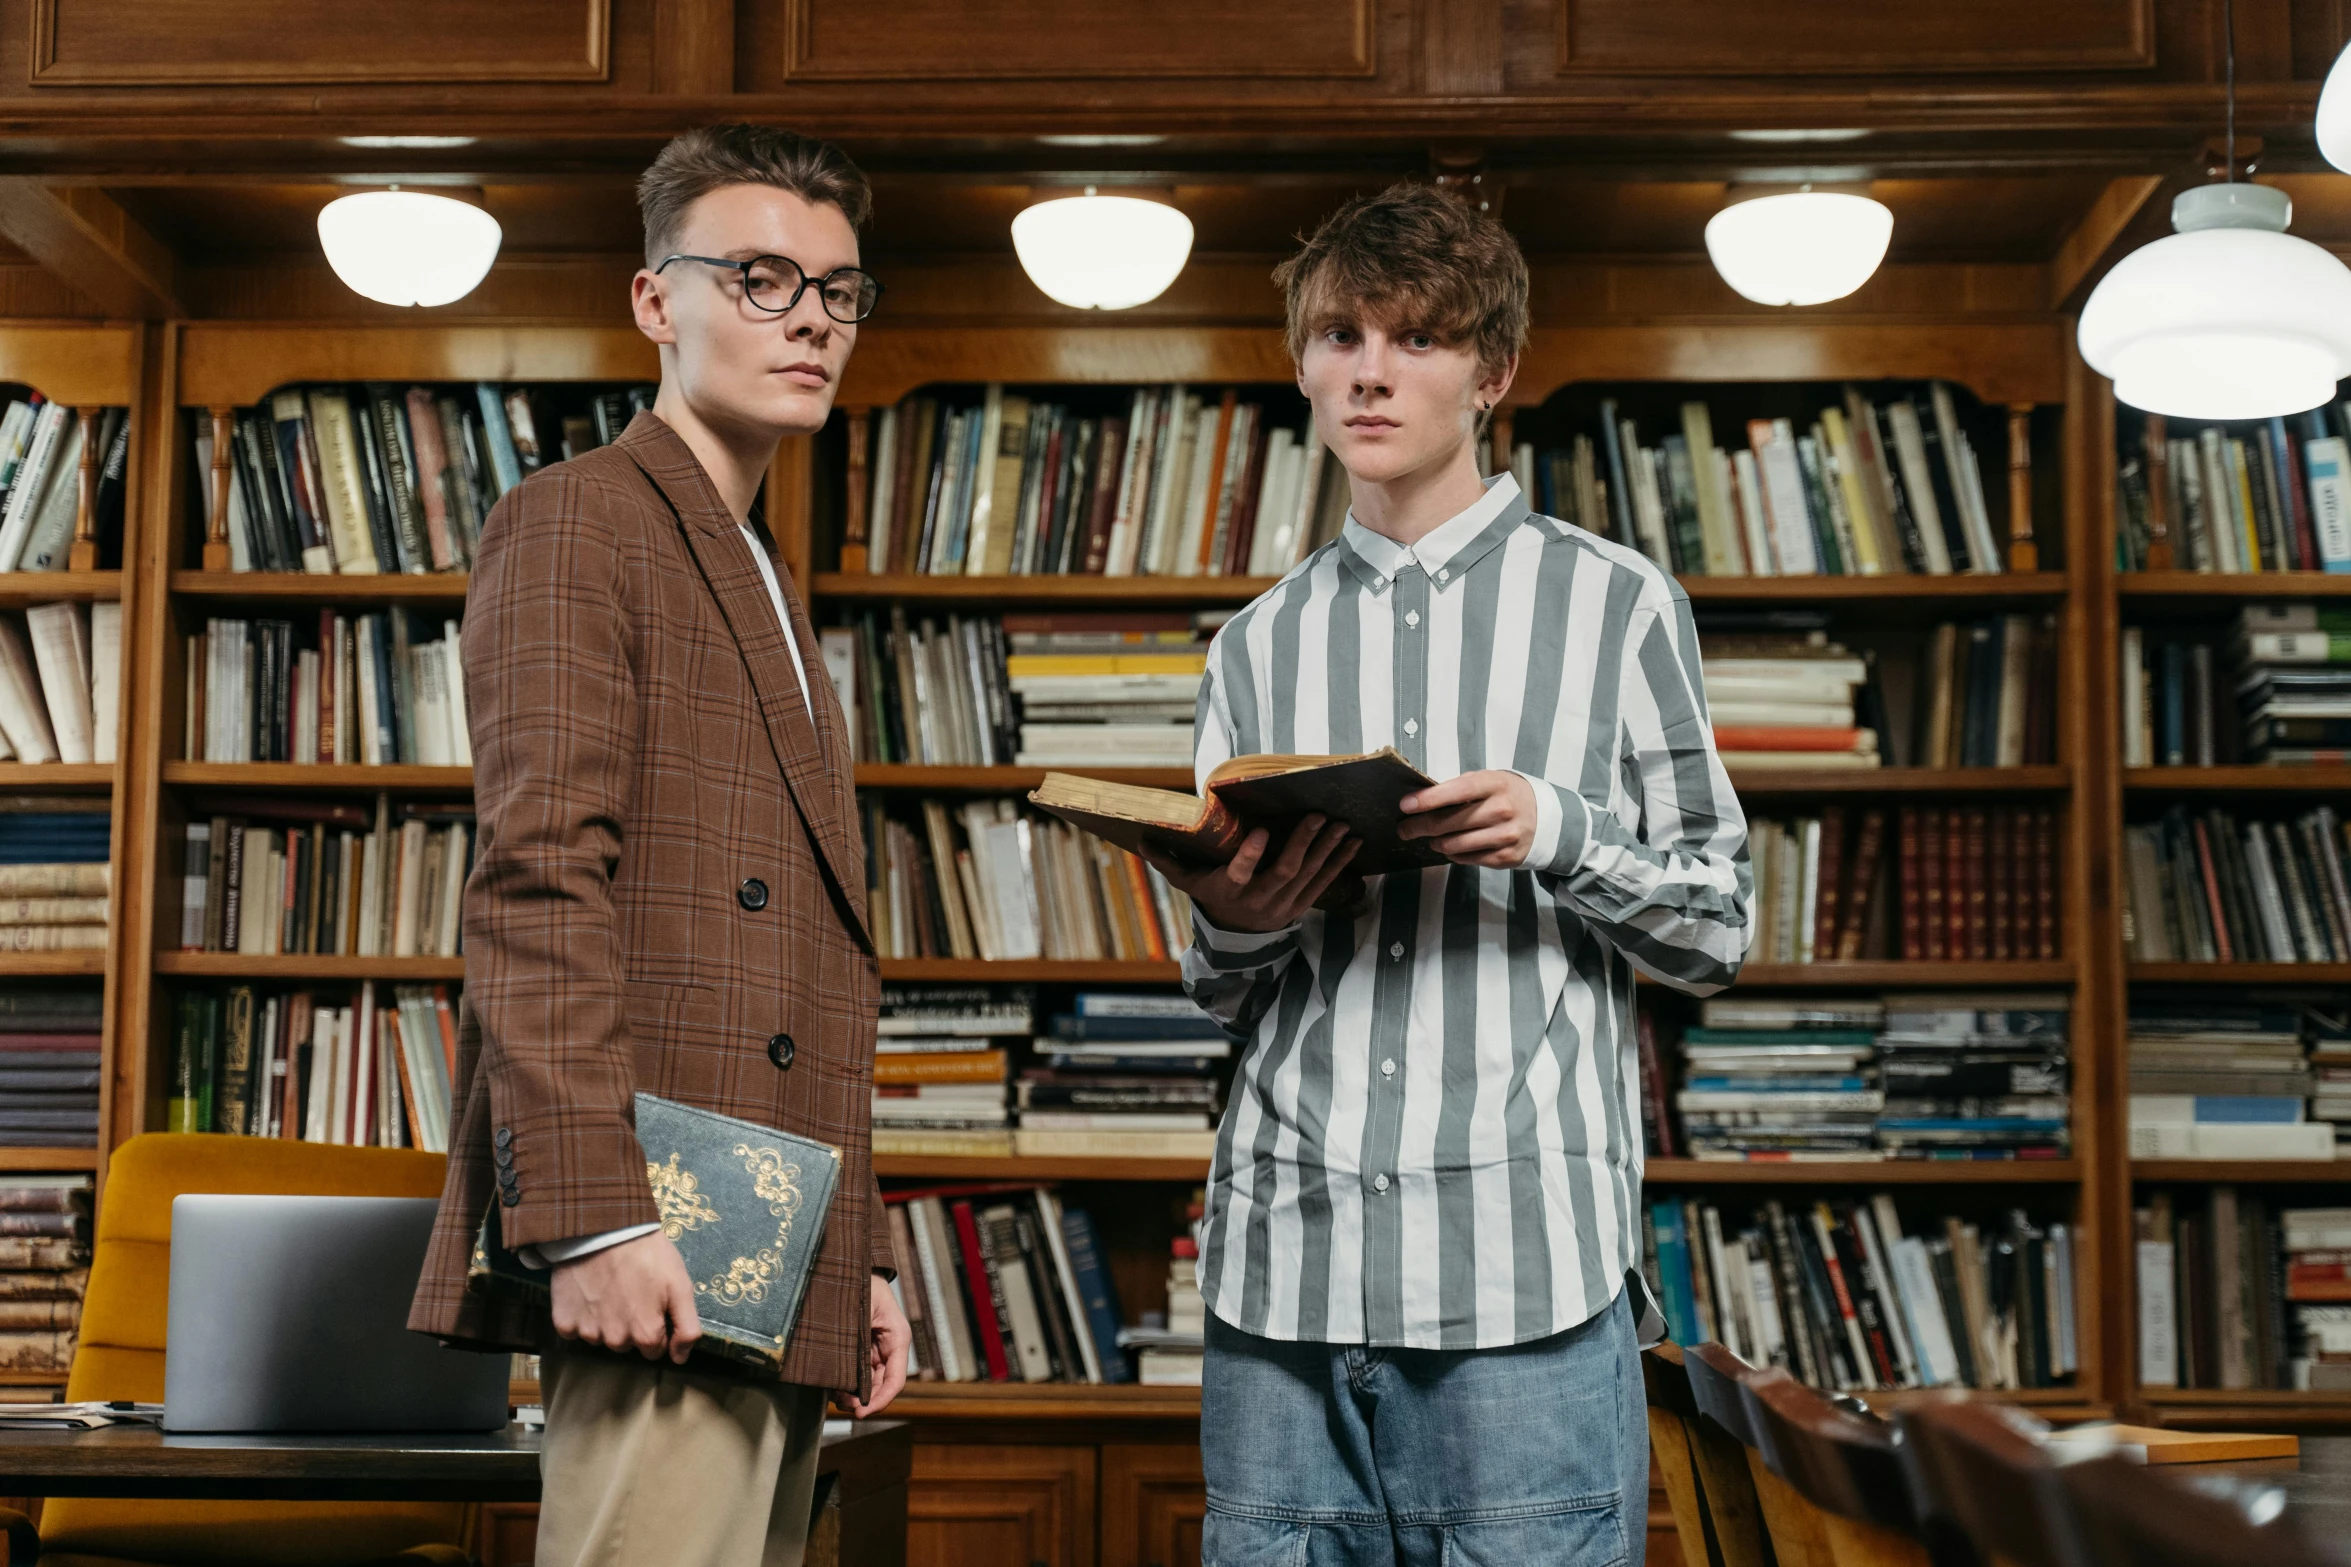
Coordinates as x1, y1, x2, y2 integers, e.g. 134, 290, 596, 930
0, 617, 57, 763
23, 602, 92, 764
0, 404, 68, 573
2136, 1236, 2177, 1386
866, 406, 897, 575
1729, 448, 1776, 577
442, 621, 471, 766
88, 600, 120, 766
2306, 435, 2351, 571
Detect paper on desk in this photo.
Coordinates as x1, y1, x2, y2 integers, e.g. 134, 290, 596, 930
0, 1401, 163, 1430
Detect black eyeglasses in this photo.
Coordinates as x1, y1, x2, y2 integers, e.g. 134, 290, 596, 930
655, 253, 883, 323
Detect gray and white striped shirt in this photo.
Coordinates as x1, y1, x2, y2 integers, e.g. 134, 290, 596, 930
1183, 473, 1752, 1351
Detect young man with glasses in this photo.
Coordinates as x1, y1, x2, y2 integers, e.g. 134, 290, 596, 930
410, 124, 902, 1567
1147, 183, 1751, 1566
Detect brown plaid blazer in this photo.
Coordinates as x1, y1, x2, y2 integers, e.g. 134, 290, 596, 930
409, 413, 887, 1399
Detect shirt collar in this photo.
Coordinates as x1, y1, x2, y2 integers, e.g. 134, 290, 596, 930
1336, 473, 1531, 592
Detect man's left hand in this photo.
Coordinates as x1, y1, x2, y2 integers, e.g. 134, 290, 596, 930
848, 1273, 910, 1417
1398, 770, 1541, 869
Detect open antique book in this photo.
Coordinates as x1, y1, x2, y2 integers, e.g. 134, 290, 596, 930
1028, 747, 1446, 879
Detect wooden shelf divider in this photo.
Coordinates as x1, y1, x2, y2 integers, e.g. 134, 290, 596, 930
154, 953, 465, 981
169, 570, 470, 605
163, 762, 474, 791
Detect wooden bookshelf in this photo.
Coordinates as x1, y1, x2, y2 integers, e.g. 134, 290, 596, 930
2121, 766, 2351, 792
169, 571, 471, 606
2118, 571, 2351, 600
0, 571, 124, 608
0, 763, 114, 791
161, 762, 474, 792
152, 953, 466, 982
1678, 572, 2070, 604
2133, 1161, 2347, 1183
1645, 1158, 2080, 1186
876, 1153, 1210, 1182
817, 573, 1281, 607
2126, 962, 2351, 984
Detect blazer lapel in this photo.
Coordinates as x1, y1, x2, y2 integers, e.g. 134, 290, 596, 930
616, 415, 873, 950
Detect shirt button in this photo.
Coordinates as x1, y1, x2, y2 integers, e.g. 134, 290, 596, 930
1381, 1058, 1396, 1077
1437, 569, 1450, 583
1388, 941, 1404, 959
1374, 1174, 1391, 1193
1404, 718, 1419, 736
1405, 610, 1421, 628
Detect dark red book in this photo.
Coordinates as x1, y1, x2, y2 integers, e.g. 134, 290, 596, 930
949, 1199, 1013, 1381
1635, 1010, 1675, 1159
1897, 806, 1922, 961
1836, 808, 1887, 961
1221, 416, 1269, 577
1813, 805, 1847, 961
1919, 807, 1946, 961
2189, 816, 2235, 963
1075, 416, 1128, 577
1988, 809, 2012, 962
2036, 807, 2059, 959
1963, 807, 1989, 961
2287, 425, 2323, 572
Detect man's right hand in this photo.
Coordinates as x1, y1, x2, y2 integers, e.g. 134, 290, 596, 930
1143, 814, 1358, 934
549, 1231, 703, 1364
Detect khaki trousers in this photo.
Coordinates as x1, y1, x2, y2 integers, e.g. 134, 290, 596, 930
537, 1351, 828, 1567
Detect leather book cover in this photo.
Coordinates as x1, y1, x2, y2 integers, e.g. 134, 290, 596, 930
1029, 748, 1443, 879
2035, 808, 2058, 959
1813, 805, 1846, 960
1836, 808, 1886, 961
1896, 806, 1921, 961
469, 1093, 840, 1372
1965, 807, 1989, 961
1988, 809, 2012, 961
1919, 807, 1946, 961
1076, 416, 1127, 577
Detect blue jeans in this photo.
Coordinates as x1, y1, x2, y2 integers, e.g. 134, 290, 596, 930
1199, 1288, 1647, 1567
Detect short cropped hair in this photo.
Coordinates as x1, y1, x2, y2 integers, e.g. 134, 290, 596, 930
637, 124, 872, 266
1273, 182, 1528, 376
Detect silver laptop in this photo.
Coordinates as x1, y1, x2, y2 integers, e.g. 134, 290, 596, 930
163, 1194, 510, 1433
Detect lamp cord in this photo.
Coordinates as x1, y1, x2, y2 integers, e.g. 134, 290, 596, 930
2225, 0, 2237, 181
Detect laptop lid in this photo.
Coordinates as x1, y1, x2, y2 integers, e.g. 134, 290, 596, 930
163, 1194, 509, 1434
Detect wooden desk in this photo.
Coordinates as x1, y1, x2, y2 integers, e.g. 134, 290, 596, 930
2202, 1433, 2351, 1540
0, 1420, 910, 1559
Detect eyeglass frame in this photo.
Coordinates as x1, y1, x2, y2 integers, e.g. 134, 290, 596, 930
653, 252, 884, 323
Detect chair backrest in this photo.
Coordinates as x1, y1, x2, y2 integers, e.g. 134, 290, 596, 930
2060, 1454, 2346, 1567
1643, 1344, 1775, 1567
1685, 1341, 1767, 1446
1740, 1375, 1951, 1567
43, 1133, 469, 1567
1893, 1401, 2085, 1567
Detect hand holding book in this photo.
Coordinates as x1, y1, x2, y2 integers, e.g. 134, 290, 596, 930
1136, 813, 1360, 934
1394, 771, 1542, 870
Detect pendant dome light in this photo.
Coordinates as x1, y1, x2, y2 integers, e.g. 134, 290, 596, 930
1010, 187, 1193, 311
2318, 38, 2351, 173
317, 187, 502, 308
2078, 0, 2351, 419
1704, 185, 1894, 307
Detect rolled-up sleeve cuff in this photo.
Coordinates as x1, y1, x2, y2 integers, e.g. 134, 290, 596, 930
1514, 773, 1592, 878
1189, 905, 1301, 967
517, 1222, 661, 1271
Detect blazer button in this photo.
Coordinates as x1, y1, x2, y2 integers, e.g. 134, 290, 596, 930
768, 1033, 796, 1070
738, 878, 769, 911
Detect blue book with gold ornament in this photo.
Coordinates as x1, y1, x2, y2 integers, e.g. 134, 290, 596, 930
469, 1093, 841, 1371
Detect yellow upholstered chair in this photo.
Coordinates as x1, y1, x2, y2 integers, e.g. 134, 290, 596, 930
20, 1133, 478, 1567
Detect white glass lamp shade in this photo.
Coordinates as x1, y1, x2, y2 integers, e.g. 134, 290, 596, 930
1010, 191, 1193, 310
1703, 190, 1893, 307
317, 190, 503, 308
2078, 184, 2351, 421
2321, 41, 2351, 174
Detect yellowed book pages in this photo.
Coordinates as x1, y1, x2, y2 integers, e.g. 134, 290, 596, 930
1817, 408, 1885, 575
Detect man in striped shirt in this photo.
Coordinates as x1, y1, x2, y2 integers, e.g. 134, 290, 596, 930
1148, 186, 1751, 1565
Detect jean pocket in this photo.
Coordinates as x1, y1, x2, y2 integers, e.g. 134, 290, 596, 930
1439, 1499, 1625, 1567
1202, 1507, 1311, 1567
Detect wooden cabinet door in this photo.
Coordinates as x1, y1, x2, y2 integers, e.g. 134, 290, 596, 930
909, 1443, 1097, 1567
1101, 1443, 1205, 1567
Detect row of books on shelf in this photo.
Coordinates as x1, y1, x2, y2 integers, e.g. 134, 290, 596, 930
2136, 1191, 2351, 1390
851, 386, 1341, 581
0, 816, 109, 953
177, 798, 470, 958
1748, 805, 2059, 966
2122, 606, 2351, 767
1637, 993, 2070, 1163
196, 382, 652, 576
0, 1177, 94, 1371
2121, 804, 2351, 966
0, 602, 119, 768
822, 609, 1218, 770
862, 798, 1196, 966
869, 987, 1226, 1161
165, 983, 459, 1153
1522, 383, 2014, 579
882, 1180, 1169, 1386
0, 402, 128, 575
1701, 615, 2055, 771
0, 989, 101, 1151
187, 611, 471, 767
2126, 999, 2349, 1162
2116, 409, 2351, 575
1644, 1195, 2077, 1392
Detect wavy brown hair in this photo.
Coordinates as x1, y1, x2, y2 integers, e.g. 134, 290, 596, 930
1274, 182, 1529, 377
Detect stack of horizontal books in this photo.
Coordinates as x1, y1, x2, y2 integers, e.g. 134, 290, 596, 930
868, 985, 1031, 1158
0, 989, 100, 1149
0, 1176, 90, 1373
1672, 996, 1884, 1161
1875, 992, 2070, 1160
0, 807, 108, 955
2128, 1000, 2330, 1160
1018, 993, 1227, 1160
1701, 625, 1877, 770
